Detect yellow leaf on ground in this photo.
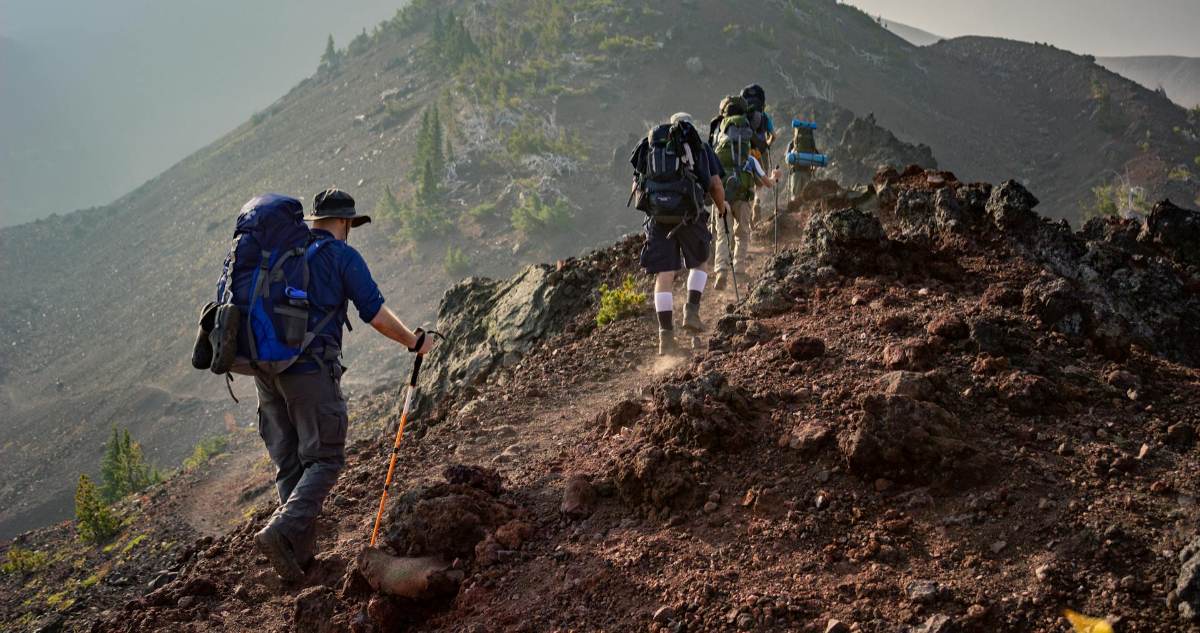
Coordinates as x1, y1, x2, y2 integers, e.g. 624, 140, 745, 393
1064, 609, 1113, 633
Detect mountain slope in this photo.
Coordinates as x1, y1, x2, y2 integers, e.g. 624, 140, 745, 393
3, 0, 1200, 540
6, 171, 1199, 632
882, 19, 944, 47
1098, 55, 1200, 110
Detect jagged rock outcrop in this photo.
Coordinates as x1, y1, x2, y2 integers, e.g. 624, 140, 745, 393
829, 113, 938, 186
413, 236, 642, 416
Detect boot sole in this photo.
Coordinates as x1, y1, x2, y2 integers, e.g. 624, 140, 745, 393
255, 530, 304, 583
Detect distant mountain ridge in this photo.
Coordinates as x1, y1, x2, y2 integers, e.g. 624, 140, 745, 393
1098, 55, 1200, 109
881, 18, 943, 47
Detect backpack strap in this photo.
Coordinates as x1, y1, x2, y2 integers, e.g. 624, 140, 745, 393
245, 250, 273, 363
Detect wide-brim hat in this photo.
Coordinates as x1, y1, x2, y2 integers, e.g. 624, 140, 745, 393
304, 188, 371, 227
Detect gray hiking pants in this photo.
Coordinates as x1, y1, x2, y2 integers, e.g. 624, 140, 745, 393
255, 368, 347, 545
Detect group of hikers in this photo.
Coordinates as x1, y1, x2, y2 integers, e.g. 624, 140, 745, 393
190, 82, 822, 582
629, 83, 823, 356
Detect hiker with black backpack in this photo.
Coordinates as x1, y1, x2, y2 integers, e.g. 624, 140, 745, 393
709, 95, 782, 290
629, 114, 728, 356
741, 84, 779, 227
191, 189, 438, 581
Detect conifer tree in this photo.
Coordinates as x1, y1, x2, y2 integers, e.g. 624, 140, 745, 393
75, 475, 120, 543
99, 427, 161, 503
375, 184, 401, 223
321, 34, 339, 68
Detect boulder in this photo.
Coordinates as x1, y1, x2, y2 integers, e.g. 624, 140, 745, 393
925, 315, 968, 340
356, 548, 462, 600
293, 586, 346, 633
1176, 536, 1200, 622
882, 339, 933, 370
877, 371, 934, 401
986, 180, 1040, 230
837, 393, 982, 484
561, 474, 597, 518
1022, 276, 1088, 333
787, 336, 826, 361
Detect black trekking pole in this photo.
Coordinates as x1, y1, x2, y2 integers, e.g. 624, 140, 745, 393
773, 182, 779, 254
370, 329, 445, 547
720, 212, 741, 303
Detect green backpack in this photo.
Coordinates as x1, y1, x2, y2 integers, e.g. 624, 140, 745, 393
714, 115, 757, 202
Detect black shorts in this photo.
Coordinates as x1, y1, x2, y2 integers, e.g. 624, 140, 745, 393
639, 212, 712, 274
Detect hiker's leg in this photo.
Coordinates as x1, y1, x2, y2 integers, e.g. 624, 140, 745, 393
269, 370, 347, 546
255, 375, 302, 506
731, 201, 752, 273
679, 217, 711, 332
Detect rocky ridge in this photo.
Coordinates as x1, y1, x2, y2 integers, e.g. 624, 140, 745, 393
1, 165, 1191, 632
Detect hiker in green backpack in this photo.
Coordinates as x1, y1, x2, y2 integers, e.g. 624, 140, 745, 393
786, 122, 822, 200
709, 96, 781, 289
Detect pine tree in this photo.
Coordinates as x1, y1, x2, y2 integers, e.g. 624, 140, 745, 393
375, 184, 402, 223
100, 427, 159, 503
99, 427, 122, 503
416, 160, 442, 206
412, 106, 445, 182
75, 474, 120, 543
321, 34, 339, 68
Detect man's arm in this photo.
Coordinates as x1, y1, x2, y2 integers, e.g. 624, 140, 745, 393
709, 175, 729, 215
370, 305, 435, 354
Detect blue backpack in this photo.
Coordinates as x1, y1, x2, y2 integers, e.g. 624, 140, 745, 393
208, 194, 341, 377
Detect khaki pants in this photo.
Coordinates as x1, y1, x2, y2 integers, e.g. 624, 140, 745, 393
714, 200, 752, 275
789, 170, 814, 199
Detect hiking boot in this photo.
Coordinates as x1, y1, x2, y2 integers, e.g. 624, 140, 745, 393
294, 520, 318, 570
254, 525, 304, 582
658, 329, 681, 357
713, 274, 727, 290
682, 303, 706, 333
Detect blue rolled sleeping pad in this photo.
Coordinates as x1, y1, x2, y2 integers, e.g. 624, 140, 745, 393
787, 152, 828, 167
791, 120, 819, 130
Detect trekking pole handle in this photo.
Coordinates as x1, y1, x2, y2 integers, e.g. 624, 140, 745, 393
406, 329, 445, 385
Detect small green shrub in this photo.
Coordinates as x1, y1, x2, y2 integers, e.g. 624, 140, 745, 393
467, 202, 497, 220
597, 275, 646, 327
75, 475, 121, 543
598, 34, 653, 55
746, 24, 779, 50
183, 435, 228, 469
511, 193, 572, 236
2, 547, 47, 575
443, 246, 471, 278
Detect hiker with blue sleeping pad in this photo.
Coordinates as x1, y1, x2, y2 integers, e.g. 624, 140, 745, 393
708, 94, 782, 290
785, 120, 825, 200
189, 188, 438, 582
629, 113, 728, 356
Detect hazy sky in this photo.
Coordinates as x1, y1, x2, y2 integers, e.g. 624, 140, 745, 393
1, 0, 1197, 228
0, 0, 404, 227
846, 0, 1200, 58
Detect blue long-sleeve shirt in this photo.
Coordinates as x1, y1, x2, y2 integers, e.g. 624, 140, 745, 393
285, 229, 385, 374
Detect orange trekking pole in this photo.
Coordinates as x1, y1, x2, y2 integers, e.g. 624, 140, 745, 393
369, 329, 443, 547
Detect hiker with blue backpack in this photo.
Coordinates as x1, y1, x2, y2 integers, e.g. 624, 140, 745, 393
191, 188, 437, 581
629, 113, 729, 356
708, 94, 782, 290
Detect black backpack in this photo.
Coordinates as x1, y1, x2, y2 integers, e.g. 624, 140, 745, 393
741, 84, 768, 138
629, 122, 707, 223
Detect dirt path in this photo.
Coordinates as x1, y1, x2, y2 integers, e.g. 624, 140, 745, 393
176, 445, 272, 537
